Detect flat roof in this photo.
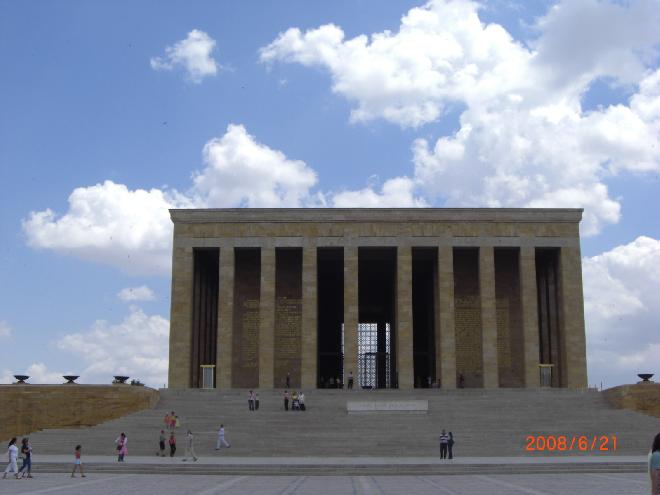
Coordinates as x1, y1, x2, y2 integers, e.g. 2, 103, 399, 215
170, 208, 583, 224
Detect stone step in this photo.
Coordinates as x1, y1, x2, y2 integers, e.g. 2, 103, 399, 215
24, 389, 660, 457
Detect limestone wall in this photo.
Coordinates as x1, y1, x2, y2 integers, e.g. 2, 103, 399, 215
0, 385, 159, 441
603, 383, 660, 418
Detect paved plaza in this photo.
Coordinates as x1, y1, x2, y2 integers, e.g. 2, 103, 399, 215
0, 473, 651, 495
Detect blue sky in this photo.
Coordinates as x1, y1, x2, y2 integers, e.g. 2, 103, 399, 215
1, 0, 659, 388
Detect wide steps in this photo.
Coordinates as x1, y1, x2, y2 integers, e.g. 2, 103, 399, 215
25, 389, 660, 457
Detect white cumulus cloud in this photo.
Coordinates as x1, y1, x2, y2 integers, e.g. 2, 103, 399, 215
583, 236, 660, 387
261, 0, 660, 235
193, 124, 318, 207
22, 181, 194, 275
332, 176, 426, 207
118, 285, 156, 302
151, 29, 219, 83
57, 306, 169, 387
22, 125, 322, 274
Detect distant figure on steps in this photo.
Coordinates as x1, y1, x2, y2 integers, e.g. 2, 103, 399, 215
448, 432, 455, 459
216, 424, 231, 450
115, 432, 127, 462
182, 430, 198, 462
439, 429, 449, 459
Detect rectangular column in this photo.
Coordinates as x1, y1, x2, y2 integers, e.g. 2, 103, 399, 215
396, 245, 414, 389
301, 245, 318, 389
169, 246, 194, 388
216, 247, 234, 389
343, 246, 358, 385
520, 246, 540, 388
437, 246, 456, 389
559, 246, 588, 389
259, 247, 276, 389
479, 246, 499, 388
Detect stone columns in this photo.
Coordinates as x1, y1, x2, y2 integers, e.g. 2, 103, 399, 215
520, 246, 540, 388
216, 247, 234, 389
479, 246, 499, 388
301, 246, 318, 389
437, 246, 456, 389
343, 246, 359, 385
259, 247, 276, 389
559, 246, 588, 389
169, 246, 194, 388
396, 246, 414, 389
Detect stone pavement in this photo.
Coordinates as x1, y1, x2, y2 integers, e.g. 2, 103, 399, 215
0, 473, 651, 495
12, 454, 649, 477
22, 454, 650, 465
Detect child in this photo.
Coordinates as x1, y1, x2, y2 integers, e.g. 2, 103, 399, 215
71, 445, 85, 478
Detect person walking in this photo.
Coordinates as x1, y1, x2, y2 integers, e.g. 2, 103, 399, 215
169, 412, 176, 431
347, 371, 354, 390
283, 390, 289, 411
70, 445, 85, 478
216, 424, 231, 450
2, 438, 19, 479
439, 429, 449, 459
168, 432, 177, 457
164, 412, 171, 430
182, 430, 198, 462
448, 432, 455, 459
17, 437, 32, 478
115, 433, 127, 462
650, 432, 660, 495
299, 392, 306, 411
248, 390, 255, 411
158, 430, 167, 457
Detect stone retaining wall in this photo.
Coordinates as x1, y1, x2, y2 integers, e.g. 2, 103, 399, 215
602, 383, 660, 418
0, 384, 159, 441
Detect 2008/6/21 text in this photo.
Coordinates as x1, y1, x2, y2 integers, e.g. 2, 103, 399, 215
525, 435, 617, 452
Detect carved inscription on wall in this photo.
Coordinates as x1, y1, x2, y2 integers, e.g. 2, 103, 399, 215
496, 300, 511, 370
232, 250, 260, 388
494, 249, 524, 387
454, 295, 483, 380
274, 250, 303, 388
453, 249, 484, 387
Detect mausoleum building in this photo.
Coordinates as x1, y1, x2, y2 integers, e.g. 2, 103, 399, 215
168, 208, 587, 390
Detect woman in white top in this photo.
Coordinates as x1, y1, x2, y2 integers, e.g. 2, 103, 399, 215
2, 438, 19, 479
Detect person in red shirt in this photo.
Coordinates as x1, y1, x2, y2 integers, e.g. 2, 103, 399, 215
71, 445, 85, 478
168, 432, 177, 457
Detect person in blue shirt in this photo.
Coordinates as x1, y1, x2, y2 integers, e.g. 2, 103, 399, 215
651, 433, 660, 495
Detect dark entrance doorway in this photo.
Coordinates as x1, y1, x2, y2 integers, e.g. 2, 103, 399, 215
358, 248, 396, 388
412, 248, 437, 388
317, 248, 344, 388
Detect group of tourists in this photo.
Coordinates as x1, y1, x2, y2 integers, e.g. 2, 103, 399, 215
2, 437, 32, 479
283, 390, 306, 411
247, 390, 260, 410
163, 411, 180, 430
439, 429, 455, 459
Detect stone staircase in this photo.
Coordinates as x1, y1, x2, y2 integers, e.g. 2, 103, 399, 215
26, 389, 660, 458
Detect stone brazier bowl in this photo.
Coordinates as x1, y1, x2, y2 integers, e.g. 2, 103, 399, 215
13, 375, 29, 384
63, 375, 79, 384
113, 375, 130, 384
638, 373, 654, 382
